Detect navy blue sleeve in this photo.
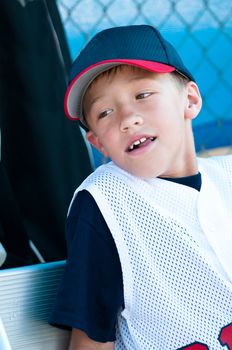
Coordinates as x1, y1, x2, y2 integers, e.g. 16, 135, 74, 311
49, 190, 124, 342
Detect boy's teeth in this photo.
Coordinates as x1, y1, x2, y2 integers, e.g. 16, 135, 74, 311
129, 137, 148, 150
134, 140, 141, 146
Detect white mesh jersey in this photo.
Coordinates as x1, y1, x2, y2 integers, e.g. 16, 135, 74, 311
71, 155, 232, 350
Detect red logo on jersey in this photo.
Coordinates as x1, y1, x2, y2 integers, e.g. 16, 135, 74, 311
178, 323, 232, 350
219, 323, 232, 348
180, 342, 209, 349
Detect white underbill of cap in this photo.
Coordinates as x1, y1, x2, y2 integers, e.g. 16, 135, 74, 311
66, 62, 122, 124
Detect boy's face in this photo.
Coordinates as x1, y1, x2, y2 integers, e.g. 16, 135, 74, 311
83, 66, 201, 179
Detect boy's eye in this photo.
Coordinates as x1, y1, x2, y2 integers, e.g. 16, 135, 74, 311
99, 109, 113, 119
136, 92, 152, 100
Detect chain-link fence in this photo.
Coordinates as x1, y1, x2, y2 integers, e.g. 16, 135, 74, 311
57, 0, 232, 156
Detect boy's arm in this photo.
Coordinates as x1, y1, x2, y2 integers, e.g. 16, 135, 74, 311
69, 329, 115, 350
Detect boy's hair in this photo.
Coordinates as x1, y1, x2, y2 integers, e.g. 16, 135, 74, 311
64, 25, 195, 130
170, 70, 190, 87
86, 65, 189, 92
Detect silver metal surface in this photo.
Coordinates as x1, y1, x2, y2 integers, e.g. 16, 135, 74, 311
0, 261, 70, 349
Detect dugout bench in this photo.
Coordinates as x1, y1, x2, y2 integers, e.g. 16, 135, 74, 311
0, 260, 70, 350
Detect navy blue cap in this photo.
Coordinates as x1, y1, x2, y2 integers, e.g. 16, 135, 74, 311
64, 25, 194, 128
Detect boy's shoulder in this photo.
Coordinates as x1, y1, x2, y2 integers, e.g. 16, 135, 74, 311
197, 154, 232, 169
79, 161, 133, 187
197, 154, 232, 185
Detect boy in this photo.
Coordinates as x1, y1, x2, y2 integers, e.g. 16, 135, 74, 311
50, 25, 232, 349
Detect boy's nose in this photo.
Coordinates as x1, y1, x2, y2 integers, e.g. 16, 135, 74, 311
120, 114, 144, 132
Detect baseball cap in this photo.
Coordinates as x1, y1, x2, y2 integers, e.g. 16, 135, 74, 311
64, 25, 195, 129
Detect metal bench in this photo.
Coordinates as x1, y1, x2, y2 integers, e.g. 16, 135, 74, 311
0, 260, 70, 349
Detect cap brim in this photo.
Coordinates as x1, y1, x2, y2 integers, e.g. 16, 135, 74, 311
64, 59, 175, 123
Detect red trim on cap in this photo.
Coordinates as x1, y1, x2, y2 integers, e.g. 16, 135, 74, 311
64, 59, 175, 120
64, 82, 78, 120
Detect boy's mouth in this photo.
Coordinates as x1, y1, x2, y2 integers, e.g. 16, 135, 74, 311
127, 136, 156, 152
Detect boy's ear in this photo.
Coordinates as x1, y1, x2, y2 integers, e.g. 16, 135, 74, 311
85, 131, 109, 157
185, 81, 202, 120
